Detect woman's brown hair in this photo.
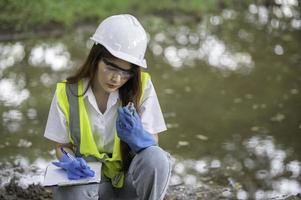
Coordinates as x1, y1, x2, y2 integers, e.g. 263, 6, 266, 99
67, 43, 142, 171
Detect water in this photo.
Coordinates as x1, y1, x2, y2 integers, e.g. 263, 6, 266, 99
1, 4, 301, 199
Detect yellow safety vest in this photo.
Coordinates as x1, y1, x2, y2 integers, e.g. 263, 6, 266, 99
55, 72, 150, 188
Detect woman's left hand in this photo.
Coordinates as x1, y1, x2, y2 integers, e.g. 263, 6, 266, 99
116, 106, 157, 153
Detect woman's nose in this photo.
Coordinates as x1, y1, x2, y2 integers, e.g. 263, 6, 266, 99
111, 73, 121, 83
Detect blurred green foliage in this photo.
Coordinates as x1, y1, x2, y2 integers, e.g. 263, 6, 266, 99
0, 0, 237, 32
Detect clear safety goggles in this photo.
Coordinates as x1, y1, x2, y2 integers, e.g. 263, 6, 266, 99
102, 58, 134, 80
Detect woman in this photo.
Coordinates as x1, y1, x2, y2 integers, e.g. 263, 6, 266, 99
44, 14, 171, 200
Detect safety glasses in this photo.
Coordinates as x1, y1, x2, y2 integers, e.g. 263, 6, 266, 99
102, 58, 134, 80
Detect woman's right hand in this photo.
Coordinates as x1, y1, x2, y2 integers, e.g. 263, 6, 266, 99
52, 155, 95, 180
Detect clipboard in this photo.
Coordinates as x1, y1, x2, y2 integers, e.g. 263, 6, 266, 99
43, 162, 102, 187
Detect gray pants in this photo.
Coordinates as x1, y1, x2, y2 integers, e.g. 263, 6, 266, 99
53, 146, 171, 200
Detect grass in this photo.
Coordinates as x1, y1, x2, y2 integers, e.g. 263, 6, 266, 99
0, 0, 243, 33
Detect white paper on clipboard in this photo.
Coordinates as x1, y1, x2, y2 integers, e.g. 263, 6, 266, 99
43, 162, 102, 187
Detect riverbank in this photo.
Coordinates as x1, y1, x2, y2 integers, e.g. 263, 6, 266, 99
1, 179, 301, 200
0, 0, 220, 37
1, 0, 258, 41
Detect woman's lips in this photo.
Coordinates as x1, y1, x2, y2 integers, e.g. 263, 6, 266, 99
107, 83, 118, 88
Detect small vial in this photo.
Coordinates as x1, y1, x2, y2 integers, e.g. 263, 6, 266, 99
127, 102, 136, 115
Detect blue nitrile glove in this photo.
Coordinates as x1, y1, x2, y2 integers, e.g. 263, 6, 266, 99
116, 106, 157, 153
52, 155, 95, 180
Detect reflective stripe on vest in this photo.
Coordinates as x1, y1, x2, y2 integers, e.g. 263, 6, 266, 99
56, 72, 150, 188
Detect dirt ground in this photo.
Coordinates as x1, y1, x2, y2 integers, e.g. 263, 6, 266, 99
0, 179, 225, 200
1, 179, 301, 200
0, 179, 52, 200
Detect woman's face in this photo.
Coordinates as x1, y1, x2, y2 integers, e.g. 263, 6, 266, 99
95, 58, 133, 94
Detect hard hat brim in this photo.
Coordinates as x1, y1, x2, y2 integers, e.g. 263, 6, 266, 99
90, 37, 147, 69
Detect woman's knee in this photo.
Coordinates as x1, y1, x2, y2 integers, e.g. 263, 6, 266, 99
135, 146, 171, 173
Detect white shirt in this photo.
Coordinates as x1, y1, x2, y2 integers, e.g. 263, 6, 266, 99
44, 78, 167, 153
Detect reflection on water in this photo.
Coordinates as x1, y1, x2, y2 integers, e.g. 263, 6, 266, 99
151, 25, 254, 72
2, 109, 23, 133
170, 135, 301, 199
0, 42, 25, 74
0, 78, 30, 106
247, 1, 301, 29
29, 43, 71, 71
0, 156, 48, 188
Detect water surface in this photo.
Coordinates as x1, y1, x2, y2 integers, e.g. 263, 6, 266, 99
1, 4, 301, 199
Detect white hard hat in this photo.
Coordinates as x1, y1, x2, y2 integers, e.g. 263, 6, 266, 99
90, 14, 148, 68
